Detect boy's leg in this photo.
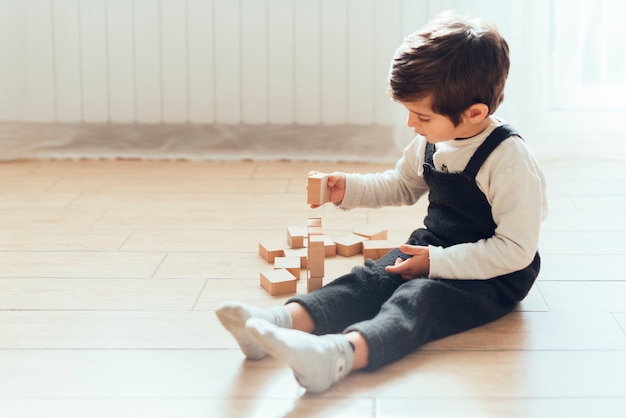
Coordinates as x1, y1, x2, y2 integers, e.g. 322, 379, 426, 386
346, 268, 537, 371
245, 318, 354, 394
286, 303, 315, 333
215, 301, 293, 360
237, 251, 406, 392
216, 301, 364, 391
345, 331, 370, 370
217, 248, 409, 363
287, 248, 409, 335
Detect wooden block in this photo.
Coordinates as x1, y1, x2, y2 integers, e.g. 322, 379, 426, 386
260, 269, 297, 296
274, 256, 301, 279
307, 217, 322, 228
334, 234, 367, 257
308, 235, 325, 278
362, 240, 396, 261
323, 236, 336, 257
307, 276, 323, 293
284, 248, 308, 269
307, 174, 330, 205
308, 226, 324, 236
287, 226, 305, 249
353, 225, 388, 241
258, 240, 285, 263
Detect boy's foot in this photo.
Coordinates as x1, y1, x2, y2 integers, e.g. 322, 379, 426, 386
245, 317, 354, 393
215, 301, 292, 360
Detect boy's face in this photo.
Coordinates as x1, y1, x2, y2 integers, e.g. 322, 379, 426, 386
402, 95, 477, 143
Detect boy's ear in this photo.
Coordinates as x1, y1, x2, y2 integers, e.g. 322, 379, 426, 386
464, 103, 490, 123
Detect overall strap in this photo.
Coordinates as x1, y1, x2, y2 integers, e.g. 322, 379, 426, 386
463, 124, 520, 178
424, 141, 436, 166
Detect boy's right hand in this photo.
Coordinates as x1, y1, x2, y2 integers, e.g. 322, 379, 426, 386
309, 171, 346, 208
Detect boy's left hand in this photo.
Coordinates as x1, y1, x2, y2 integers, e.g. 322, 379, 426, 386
385, 244, 430, 280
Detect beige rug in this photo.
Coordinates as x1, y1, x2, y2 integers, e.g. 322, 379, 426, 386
0, 122, 404, 164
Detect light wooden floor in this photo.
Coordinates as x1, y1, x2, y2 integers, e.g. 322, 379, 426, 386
0, 158, 625, 418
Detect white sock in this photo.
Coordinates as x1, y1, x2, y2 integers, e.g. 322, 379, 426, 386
215, 301, 292, 360
245, 317, 354, 393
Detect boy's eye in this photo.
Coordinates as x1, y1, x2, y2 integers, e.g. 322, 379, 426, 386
417, 116, 430, 123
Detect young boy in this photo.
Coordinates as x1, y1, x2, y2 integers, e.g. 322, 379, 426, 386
216, 12, 547, 394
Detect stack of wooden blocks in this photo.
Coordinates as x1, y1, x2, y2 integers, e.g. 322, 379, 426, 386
306, 217, 325, 293
258, 220, 395, 296
258, 171, 395, 296
258, 218, 328, 296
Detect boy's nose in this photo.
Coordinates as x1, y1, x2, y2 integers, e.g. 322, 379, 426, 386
407, 114, 424, 134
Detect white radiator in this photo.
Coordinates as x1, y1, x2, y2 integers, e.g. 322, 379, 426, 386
0, 0, 427, 125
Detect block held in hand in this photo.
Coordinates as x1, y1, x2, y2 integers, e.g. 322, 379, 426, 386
307, 173, 330, 205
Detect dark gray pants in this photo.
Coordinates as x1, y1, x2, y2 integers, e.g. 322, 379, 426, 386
288, 248, 539, 371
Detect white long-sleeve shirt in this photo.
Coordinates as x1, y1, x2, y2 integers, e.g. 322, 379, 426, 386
339, 119, 548, 280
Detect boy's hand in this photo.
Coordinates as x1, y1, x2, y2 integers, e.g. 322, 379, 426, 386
385, 244, 430, 280
309, 171, 346, 208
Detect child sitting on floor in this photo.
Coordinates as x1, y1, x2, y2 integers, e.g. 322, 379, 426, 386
216, 11, 547, 393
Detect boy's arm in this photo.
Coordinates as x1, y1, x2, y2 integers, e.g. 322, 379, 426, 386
338, 137, 429, 210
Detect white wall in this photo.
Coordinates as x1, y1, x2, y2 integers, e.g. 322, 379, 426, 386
0, 0, 428, 125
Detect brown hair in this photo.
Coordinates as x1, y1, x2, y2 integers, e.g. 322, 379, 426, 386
389, 12, 510, 125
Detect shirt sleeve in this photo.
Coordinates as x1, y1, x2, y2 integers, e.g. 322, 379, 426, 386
428, 138, 548, 280
339, 137, 429, 210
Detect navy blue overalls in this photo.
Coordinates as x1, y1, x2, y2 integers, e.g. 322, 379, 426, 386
289, 125, 540, 370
